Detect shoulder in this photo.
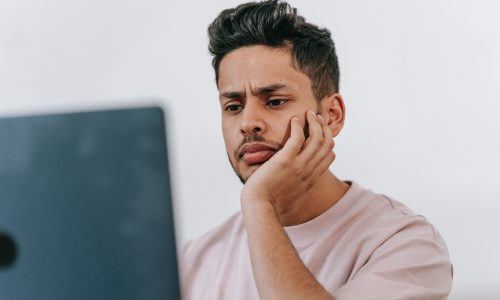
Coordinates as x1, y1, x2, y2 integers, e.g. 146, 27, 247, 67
180, 212, 247, 299
347, 182, 442, 242
333, 182, 452, 299
180, 211, 244, 271
338, 182, 451, 277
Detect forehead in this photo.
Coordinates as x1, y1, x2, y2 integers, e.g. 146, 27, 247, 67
218, 45, 311, 96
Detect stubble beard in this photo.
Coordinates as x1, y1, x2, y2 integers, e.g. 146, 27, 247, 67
227, 152, 247, 184
227, 132, 283, 184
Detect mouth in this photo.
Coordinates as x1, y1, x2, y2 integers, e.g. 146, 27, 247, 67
239, 143, 277, 165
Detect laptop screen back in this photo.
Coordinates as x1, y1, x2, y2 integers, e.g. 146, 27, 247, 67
0, 107, 180, 300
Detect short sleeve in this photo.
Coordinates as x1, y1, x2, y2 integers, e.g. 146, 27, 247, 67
332, 219, 453, 300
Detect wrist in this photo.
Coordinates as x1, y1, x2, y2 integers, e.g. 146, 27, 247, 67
240, 192, 280, 216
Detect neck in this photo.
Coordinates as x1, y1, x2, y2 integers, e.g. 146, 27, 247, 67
277, 171, 349, 227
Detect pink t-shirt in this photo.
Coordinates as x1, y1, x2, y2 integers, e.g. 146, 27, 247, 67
181, 181, 453, 299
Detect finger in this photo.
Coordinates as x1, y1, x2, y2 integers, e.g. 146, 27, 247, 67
318, 113, 334, 151
312, 113, 334, 152
310, 139, 335, 170
302, 113, 335, 173
311, 116, 335, 165
299, 110, 325, 160
302, 148, 335, 186
317, 114, 330, 138
280, 116, 305, 156
315, 149, 336, 176
301, 112, 330, 153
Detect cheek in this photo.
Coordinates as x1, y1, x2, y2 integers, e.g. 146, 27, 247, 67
277, 115, 309, 146
222, 125, 240, 158
221, 117, 235, 141
275, 117, 297, 146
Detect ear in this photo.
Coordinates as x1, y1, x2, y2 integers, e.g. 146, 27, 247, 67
319, 93, 346, 137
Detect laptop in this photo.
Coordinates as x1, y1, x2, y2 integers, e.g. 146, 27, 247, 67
0, 106, 180, 300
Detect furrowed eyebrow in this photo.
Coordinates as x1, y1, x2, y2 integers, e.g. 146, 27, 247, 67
220, 83, 288, 100
221, 91, 243, 100
255, 83, 287, 95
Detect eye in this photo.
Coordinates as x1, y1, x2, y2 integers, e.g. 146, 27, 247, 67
225, 104, 243, 112
267, 99, 287, 107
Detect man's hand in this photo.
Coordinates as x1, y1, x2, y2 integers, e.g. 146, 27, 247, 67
241, 109, 336, 300
241, 109, 335, 216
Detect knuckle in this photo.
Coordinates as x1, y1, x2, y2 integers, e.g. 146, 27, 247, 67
306, 182, 314, 190
298, 134, 306, 144
279, 160, 288, 169
300, 172, 308, 182
278, 157, 292, 168
329, 151, 336, 161
310, 136, 322, 145
310, 142, 321, 153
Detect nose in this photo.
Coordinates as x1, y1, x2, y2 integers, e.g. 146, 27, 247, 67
240, 100, 266, 134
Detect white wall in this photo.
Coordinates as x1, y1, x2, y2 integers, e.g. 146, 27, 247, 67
1, 0, 499, 298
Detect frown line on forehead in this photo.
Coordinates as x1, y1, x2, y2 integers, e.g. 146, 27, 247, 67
220, 83, 290, 101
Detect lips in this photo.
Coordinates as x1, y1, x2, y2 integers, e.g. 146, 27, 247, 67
239, 143, 277, 165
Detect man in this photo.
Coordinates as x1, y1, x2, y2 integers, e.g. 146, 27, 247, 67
181, 1, 453, 299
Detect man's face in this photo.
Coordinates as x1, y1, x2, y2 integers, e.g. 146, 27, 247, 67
218, 45, 321, 183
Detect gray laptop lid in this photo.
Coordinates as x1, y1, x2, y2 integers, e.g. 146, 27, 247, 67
0, 107, 180, 300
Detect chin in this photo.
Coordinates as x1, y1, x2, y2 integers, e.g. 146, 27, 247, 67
240, 164, 261, 183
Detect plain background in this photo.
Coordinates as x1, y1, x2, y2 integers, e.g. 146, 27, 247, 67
1, 0, 499, 299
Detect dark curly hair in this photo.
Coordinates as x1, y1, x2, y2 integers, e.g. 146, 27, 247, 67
208, 0, 340, 100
